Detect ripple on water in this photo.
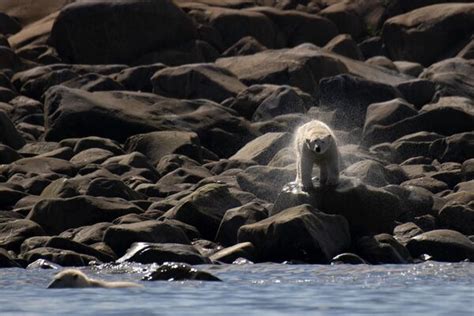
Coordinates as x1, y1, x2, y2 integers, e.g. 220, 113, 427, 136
0, 262, 473, 315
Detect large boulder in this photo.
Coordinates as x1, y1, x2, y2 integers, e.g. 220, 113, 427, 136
125, 131, 203, 165
27, 196, 142, 234
0, 110, 25, 149
22, 247, 98, 266
382, 3, 474, 66
319, 74, 401, 129
215, 201, 268, 246
151, 63, 247, 103
229, 132, 291, 165
49, 0, 197, 64
117, 242, 210, 265
363, 102, 474, 146
0, 219, 46, 252
406, 229, 474, 262
103, 220, 190, 256
238, 204, 350, 263
162, 184, 241, 240
1, 157, 76, 178
273, 177, 401, 236
43, 86, 256, 156
420, 58, 474, 99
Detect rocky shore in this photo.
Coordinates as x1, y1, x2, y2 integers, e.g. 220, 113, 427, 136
0, 0, 473, 269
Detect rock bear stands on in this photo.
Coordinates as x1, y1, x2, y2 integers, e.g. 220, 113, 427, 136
294, 120, 340, 189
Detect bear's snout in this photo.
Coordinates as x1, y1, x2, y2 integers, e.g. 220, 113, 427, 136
315, 146, 321, 153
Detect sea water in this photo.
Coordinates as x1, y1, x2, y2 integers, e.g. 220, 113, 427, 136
1, 262, 473, 315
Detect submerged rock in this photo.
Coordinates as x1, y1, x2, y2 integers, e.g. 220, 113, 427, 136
142, 262, 221, 281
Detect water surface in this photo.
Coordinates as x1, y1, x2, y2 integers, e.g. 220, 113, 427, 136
1, 262, 473, 315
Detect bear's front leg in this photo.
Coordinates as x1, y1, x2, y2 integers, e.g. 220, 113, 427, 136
299, 150, 314, 190
325, 158, 340, 186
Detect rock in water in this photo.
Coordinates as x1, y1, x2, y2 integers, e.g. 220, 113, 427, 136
273, 177, 401, 236
238, 204, 350, 263
142, 262, 221, 282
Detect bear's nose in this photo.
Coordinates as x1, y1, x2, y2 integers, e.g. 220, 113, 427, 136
315, 146, 321, 153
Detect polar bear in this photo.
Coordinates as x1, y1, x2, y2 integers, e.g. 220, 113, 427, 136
294, 120, 340, 189
48, 269, 141, 289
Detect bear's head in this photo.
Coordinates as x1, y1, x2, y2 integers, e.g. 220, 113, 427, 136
48, 269, 90, 288
305, 135, 332, 155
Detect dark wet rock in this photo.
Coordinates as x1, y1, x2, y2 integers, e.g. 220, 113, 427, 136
70, 148, 115, 167
357, 234, 413, 264
393, 61, 424, 77
156, 154, 202, 177
461, 159, 474, 181
215, 201, 268, 246
382, 3, 474, 66
26, 258, 61, 270
7, 173, 58, 196
43, 237, 113, 263
50, 0, 197, 64
1, 157, 76, 178
323, 34, 363, 61
0, 185, 28, 208
0, 210, 23, 223
250, 7, 338, 47
157, 166, 214, 186
384, 185, 434, 219
22, 247, 98, 266
163, 183, 241, 240
18, 142, 62, 158
319, 74, 401, 129
330, 253, 367, 265
20, 68, 79, 99
365, 56, 398, 71
395, 79, 436, 109
364, 98, 417, 136
393, 222, 424, 245
273, 178, 401, 236
420, 58, 474, 99
20, 236, 51, 254
429, 132, 474, 164
210, 242, 256, 263
60, 222, 112, 245
226, 84, 314, 120
62, 73, 124, 92
406, 229, 474, 262
0, 12, 21, 35
438, 203, 474, 236
112, 63, 166, 92
27, 196, 142, 235
454, 180, 474, 193
0, 46, 20, 70
204, 159, 257, 175
125, 131, 203, 165
222, 36, 267, 57
112, 213, 154, 225
401, 177, 448, 194
0, 144, 21, 164
152, 63, 246, 103
43, 86, 255, 157
237, 166, 294, 202
163, 219, 201, 241
216, 44, 348, 96
203, 6, 276, 49
319, 3, 363, 39
0, 219, 46, 252
117, 242, 210, 265
72, 136, 124, 156
0, 248, 22, 268
457, 36, 474, 59
0, 110, 26, 150
85, 177, 146, 201
103, 220, 190, 256
142, 262, 221, 281
358, 36, 386, 59
238, 204, 350, 263
192, 239, 222, 257
342, 160, 408, 187
362, 101, 474, 146
0, 87, 17, 103
229, 132, 291, 165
